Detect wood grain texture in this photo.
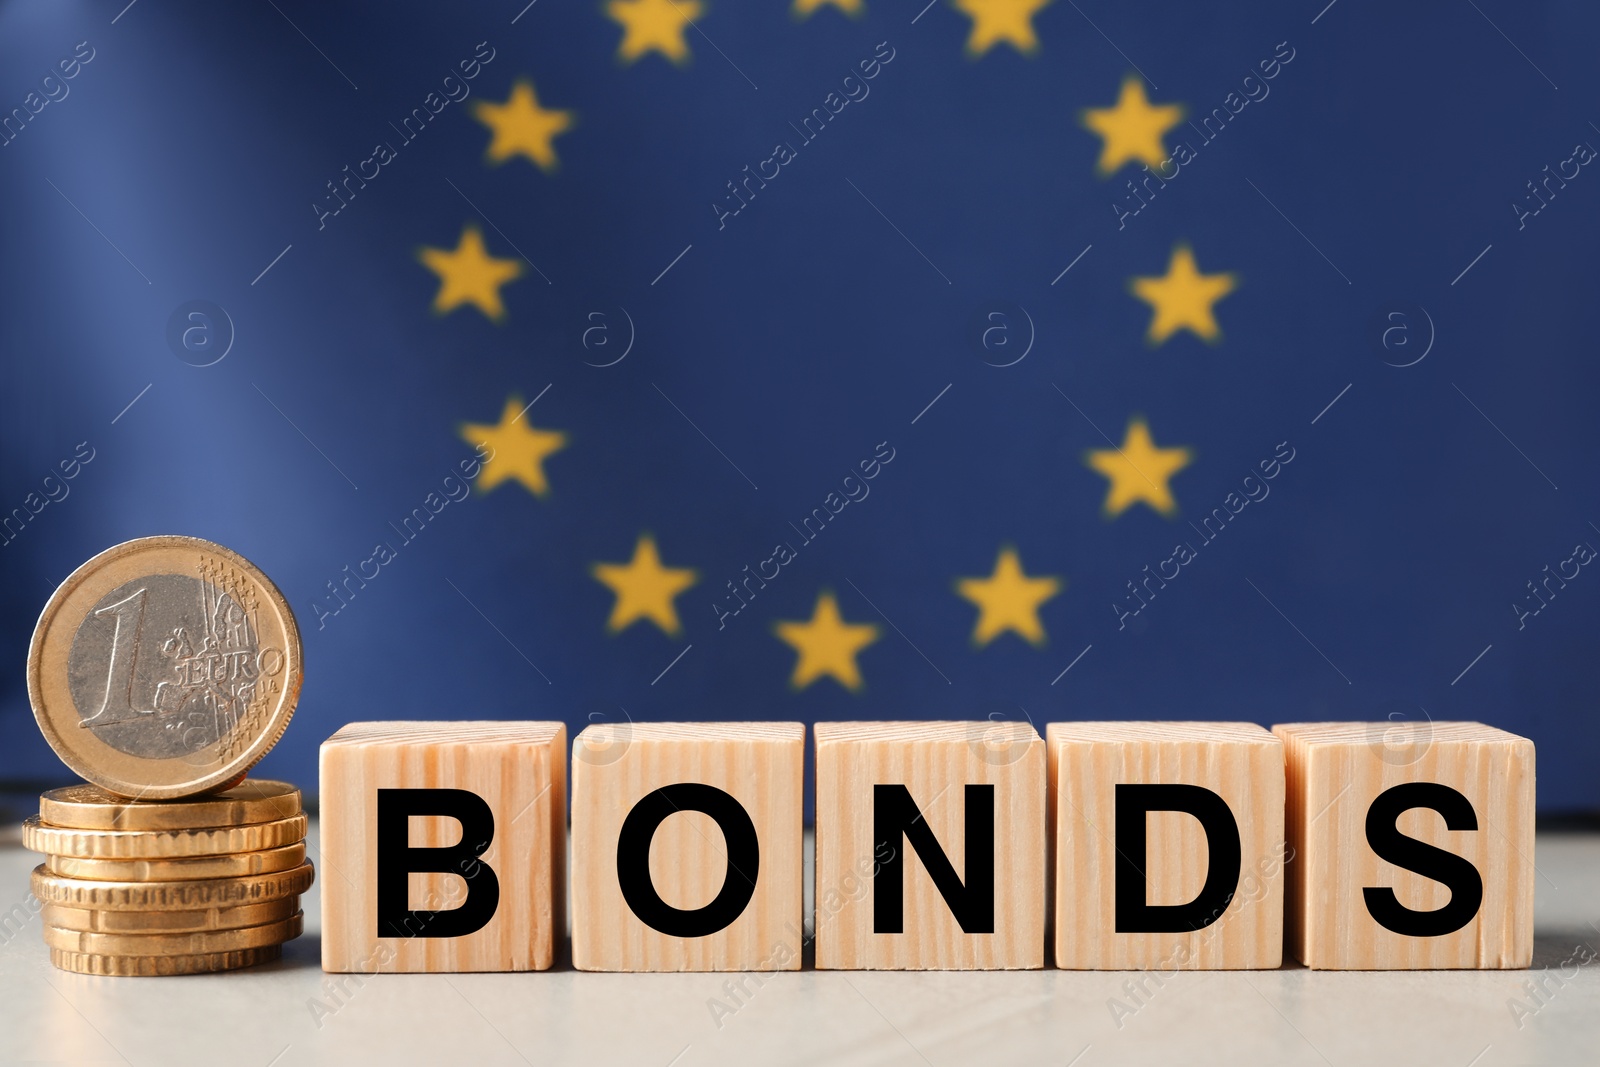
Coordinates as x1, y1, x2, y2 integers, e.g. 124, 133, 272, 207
1048, 721, 1285, 970
814, 720, 1045, 970
570, 722, 804, 972
319, 721, 566, 973
1274, 721, 1534, 970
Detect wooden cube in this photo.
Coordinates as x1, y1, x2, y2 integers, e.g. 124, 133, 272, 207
570, 722, 804, 971
1048, 722, 1285, 970
813, 720, 1045, 970
1274, 721, 1535, 969
319, 721, 566, 973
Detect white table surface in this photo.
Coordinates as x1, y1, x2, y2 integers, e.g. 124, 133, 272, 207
1, 823, 1596, 1066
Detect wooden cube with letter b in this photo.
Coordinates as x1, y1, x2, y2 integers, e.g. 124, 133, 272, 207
1048, 722, 1285, 970
1274, 721, 1534, 969
813, 720, 1045, 969
570, 722, 805, 971
319, 721, 566, 972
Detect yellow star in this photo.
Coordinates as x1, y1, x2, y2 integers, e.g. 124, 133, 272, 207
1082, 76, 1184, 176
592, 534, 698, 637
956, 547, 1062, 647
1085, 417, 1192, 518
474, 80, 573, 172
607, 0, 702, 65
951, 0, 1053, 57
794, 0, 861, 16
775, 591, 879, 691
1130, 244, 1237, 345
459, 397, 567, 497
418, 226, 522, 322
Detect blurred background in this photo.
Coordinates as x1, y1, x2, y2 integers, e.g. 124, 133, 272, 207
1, 0, 1596, 813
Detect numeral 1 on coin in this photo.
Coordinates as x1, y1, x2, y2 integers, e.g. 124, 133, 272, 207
83, 587, 158, 726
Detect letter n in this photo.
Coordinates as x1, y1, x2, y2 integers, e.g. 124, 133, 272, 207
872, 784, 994, 933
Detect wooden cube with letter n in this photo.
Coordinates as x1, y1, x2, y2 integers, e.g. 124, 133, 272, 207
813, 720, 1045, 970
1048, 722, 1285, 970
1274, 721, 1534, 969
570, 722, 804, 971
319, 721, 566, 973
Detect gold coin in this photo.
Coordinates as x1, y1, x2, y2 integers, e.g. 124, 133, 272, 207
41, 895, 299, 934
23, 813, 307, 859
45, 842, 306, 882
27, 536, 303, 799
43, 912, 302, 956
38, 779, 302, 831
49, 944, 282, 976
31, 861, 315, 910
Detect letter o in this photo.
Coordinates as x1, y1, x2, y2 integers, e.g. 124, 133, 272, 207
616, 783, 759, 937
257, 646, 286, 676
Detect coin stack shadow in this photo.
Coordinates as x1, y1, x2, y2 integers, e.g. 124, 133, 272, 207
24, 779, 315, 976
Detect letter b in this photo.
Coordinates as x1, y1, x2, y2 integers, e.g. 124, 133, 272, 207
376, 789, 499, 939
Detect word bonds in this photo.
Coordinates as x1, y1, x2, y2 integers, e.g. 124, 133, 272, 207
318, 719, 1533, 973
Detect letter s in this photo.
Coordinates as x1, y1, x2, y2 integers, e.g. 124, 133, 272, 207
1362, 782, 1483, 937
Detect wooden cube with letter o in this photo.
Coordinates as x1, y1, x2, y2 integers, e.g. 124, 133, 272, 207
1274, 721, 1534, 969
569, 721, 805, 971
1048, 721, 1285, 970
813, 720, 1045, 970
319, 721, 566, 973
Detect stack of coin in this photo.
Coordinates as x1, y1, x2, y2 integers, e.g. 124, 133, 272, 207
22, 536, 310, 976
23, 780, 314, 975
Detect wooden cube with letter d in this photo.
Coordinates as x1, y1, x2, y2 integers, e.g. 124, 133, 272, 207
319, 721, 566, 972
813, 720, 1045, 969
1274, 721, 1534, 969
570, 721, 805, 971
1048, 721, 1285, 970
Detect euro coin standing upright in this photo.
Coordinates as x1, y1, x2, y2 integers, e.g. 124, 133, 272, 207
27, 535, 303, 800
25, 780, 314, 976
21, 536, 311, 976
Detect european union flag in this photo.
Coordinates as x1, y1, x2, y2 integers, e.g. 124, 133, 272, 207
2, 0, 1597, 813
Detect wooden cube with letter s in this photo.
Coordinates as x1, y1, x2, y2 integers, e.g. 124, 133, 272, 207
813, 720, 1046, 970
319, 721, 567, 972
1048, 722, 1286, 970
1274, 721, 1534, 969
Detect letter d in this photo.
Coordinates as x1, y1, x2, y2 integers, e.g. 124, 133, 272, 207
1114, 783, 1242, 932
